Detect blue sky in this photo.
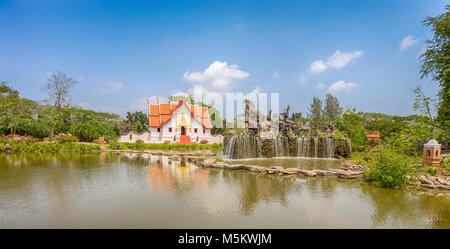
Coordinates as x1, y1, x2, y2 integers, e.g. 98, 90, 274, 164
0, 0, 447, 117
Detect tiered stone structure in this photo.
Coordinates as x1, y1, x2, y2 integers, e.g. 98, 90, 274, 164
422, 139, 442, 167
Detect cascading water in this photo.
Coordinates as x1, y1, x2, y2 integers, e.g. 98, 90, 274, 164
223, 135, 350, 159
223, 135, 262, 159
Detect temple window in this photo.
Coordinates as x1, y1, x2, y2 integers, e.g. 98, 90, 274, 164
203, 128, 205, 134
435, 150, 438, 156
194, 128, 198, 133
157, 128, 160, 132
426, 150, 431, 156
169, 127, 172, 132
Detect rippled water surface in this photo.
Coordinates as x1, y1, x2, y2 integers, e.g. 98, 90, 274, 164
0, 153, 449, 228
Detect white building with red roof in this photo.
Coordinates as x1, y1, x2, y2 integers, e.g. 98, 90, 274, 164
118, 99, 222, 144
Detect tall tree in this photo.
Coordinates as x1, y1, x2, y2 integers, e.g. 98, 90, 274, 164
126, 111, 148, 133
323, 93, 343, 122
43, 71, 78, 110
419, 5, 450, 137
307, 97, 323, 128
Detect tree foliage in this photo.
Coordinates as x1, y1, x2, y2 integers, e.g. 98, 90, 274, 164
419, 5, 450, 141
126, 111, 148, 133
323, 93, 343, 122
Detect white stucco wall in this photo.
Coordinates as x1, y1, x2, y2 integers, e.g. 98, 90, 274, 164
118, 103, 219, 144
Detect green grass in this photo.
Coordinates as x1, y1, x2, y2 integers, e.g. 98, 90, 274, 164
1, 142, 101, 153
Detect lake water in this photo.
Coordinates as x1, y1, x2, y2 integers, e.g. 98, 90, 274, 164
0, 152, 449, 228
232, 157, 342, 170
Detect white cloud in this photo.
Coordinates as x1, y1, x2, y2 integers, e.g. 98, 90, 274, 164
310, 60, 328, 73
327, 49, 364, 69
327, 80, 358, 93
316, 82, 327, 89
183, 61, 250, 89
399, 35, 419, 52
309, 49, 364, 73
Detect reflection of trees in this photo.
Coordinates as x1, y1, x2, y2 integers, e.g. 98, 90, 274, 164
417, 195, 450, 229
304, 177, 338, 201
359, 184, 434, 228
221, 171, 298, 216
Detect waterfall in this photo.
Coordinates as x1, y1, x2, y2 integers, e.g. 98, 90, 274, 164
296, 137, 303, 157
313, 138, 318, 158
303, 137, 310, 157
326, 137, 334, 158
223, 135, 262, 159
223, 135, 350, 159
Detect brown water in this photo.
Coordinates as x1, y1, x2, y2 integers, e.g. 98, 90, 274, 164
0, 152, 449, 228
232, 157, 342, 170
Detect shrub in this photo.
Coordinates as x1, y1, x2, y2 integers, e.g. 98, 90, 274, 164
363, 145, 412, 187
423, 166, 438, 175
200, 139, 208, 144
107, 140, 120, 150
55, 134, 79, 143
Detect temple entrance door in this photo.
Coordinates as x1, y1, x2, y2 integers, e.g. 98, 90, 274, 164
181, 126, 186, 135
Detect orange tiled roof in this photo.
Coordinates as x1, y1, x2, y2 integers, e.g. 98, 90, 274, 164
366, 131, 381, 138
148, 100, 212, 129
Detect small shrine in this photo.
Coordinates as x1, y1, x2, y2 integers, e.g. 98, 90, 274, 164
366, 131, 382, 143
422, 139, 442, 167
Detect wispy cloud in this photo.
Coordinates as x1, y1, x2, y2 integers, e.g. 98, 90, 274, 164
316, 82, 327, 90
98, 81, 124, 93
309, 49, 364, 74
327, 80, 358, 93
399, 35, 419, 52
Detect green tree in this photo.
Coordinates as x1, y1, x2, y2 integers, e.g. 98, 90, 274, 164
69, 119, 115, 142
323, 93, 343, 123
307, 97, 324, 128
126, 111, 148, 133
337, 108, 367, 150
419, 5, 450, 140
290, 112, 302, 121
40, 106, 64, 140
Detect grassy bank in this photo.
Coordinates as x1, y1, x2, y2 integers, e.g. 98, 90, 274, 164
108, 142, 223, 151
0, 135, 100, 153
0, 142, 101, 153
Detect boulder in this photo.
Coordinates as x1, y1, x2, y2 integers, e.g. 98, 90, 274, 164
281, 168, 300, 174
212, 162, 228, 169
436, 185, 450, 190
298, 169, 317, 177
436, 177, 449, 186
201, 159, 215, 167
418, 175, 434, 185
266, 166, 284, 174
314, 170, 333, 176
224, 164, 244, 170
244, 165, 267, 172
328, 168, 362, 179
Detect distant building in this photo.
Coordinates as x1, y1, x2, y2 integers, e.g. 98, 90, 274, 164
366, 131, 382, 143
119, 99, 222, 144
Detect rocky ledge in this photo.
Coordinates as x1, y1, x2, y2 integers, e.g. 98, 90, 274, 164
178, 156, 364, 180
408, 174, 450, 190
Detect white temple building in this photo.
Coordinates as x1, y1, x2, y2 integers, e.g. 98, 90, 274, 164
118, 99, 222, 144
